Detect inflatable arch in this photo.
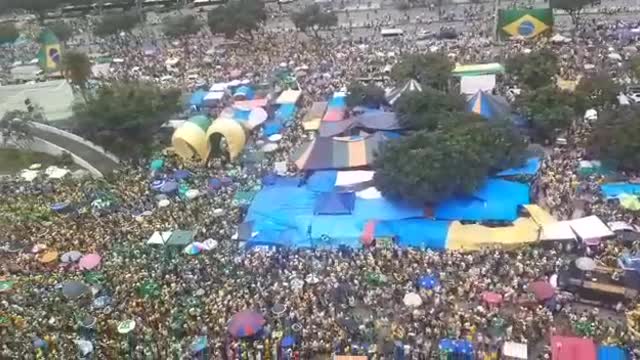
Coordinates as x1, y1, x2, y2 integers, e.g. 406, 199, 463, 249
206, 117, 246, 161
171, 115, 246, 162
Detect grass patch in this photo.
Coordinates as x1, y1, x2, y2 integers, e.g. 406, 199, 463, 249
0, 149, 74, 175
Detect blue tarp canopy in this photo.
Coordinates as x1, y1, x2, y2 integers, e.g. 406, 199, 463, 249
496, 157, 541, 177
314, 192, 356, 215
263, 121, 282, 136
190, 89, 207, 107
597, 345, 626, 360
307, 171, 337, 192
275, 104, 297, 126
601, 182, 640, 199
328, 93, 346, 108
375, 219, 450, 250
435, 179, 530, 221
234, 108, 251, 121
234, 86, 254, 100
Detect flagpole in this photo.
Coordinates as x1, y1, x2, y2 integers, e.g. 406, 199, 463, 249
493, 0, 501, 42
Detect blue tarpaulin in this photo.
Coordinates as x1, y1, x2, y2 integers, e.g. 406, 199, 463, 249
314, 192, 356, 215
601, 182, 640, 199
275, 104, 297, 126
189, 89, 207, 107
374, 219, 450, 249
234, 86, 254, 100
263, 122, 282, 136
597, 345, 626, 360
435, 179, 530, 221
328, 93, 346, 108
234, 108, 251, 121
307, 171, 337, 192
496, 157, 541, 177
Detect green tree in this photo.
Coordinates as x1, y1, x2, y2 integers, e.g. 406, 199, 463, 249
505, 48, 558, 90
550, 0, 598, 28
291, 4, 338, 37
516, 85, 575, 142
589, 107, 640, 171
393, 88, 466, 130
61, 50, 92, 100
0, 110, 35, 145
390, 53, 453, 91
207, 0, 266, 41
0, 22, 19, 45
373, 120, 526, 204
47, 21, 74, 43
72, 82, 181, 158
345, 82, 388, 109
94, 12, 140, 37
573, 72, 621, 113
162, 14, 202, 38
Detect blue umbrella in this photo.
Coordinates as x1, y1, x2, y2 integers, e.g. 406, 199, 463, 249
417, 275, 439, 290
227, 310, 266, 337
160, 181, 179, 194
190, 336, 208, 353
174, 170, 191, 181
51, 202, 69, 212
281, 335, 295, 348
150, 179, 166, 191
208, 178, 222, 190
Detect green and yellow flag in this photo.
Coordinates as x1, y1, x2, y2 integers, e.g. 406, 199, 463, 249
497, 8, 553, 40
37, 29, 62, 72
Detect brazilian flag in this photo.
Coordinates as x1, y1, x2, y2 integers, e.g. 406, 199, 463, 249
498, 8, 553, 40
36, 29, 62, 72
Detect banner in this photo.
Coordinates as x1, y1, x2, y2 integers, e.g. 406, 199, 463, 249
37, 29, 62, 72
497, 8, 553, 40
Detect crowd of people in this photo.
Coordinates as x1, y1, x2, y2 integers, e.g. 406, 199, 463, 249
1, 1, 640, 359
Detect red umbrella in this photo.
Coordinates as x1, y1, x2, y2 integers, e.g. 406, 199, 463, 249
481, 291, 503, 305
529, 281, 555, 301
79, 253, 102, 270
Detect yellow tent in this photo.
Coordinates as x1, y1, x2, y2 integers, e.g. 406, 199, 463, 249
447, 217, 540, 251
206, 118, 246, 161
171, 116, 211, 161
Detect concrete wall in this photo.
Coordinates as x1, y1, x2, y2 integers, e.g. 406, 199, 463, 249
30, 122, 120, 163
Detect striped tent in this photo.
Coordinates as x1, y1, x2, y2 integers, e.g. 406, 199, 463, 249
386, 79, 422, 105
293, 133, 386, 170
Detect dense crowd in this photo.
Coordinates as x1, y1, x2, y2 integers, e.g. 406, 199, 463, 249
1, 2, 640, 360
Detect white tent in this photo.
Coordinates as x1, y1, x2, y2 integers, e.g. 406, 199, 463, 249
386, 79, 422, 104
568, 215, 614, 244
540, 221, 576, 241
550, 34, 571, 43
146, 231, 173, 245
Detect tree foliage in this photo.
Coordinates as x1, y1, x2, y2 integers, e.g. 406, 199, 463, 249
290, 4, 337, 37
0, 110, 35, 145
505, 48, 558, 90
374, 120, 526, 204
73, 82, 181, 158
573, 72, 621, 113
550, 0, 597, 27
345, 82, 388, 109
390, 53, 453, 91
47, 21, 74, 43
162, 14, 202, 38
94, 12, 140, 37
61, 50, 92, 98
0, 22, 19, 45
589, 107, 640, 171
207, 0, 266, 40
393, 88, 466, 130
516, 85, 575, 142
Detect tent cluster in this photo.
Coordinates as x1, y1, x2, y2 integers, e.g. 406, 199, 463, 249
173, 82, 302, 161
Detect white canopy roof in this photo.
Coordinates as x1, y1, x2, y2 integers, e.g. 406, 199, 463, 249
204, 91, 225, 101
336, 171, 375, 187
541, 221, 576, 241
568, 215, 614, 241
146, 231, 173, 245
608, 221, 639, 232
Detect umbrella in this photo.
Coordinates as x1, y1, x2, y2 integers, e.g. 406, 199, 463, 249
61, 281, 90, 300
529, 281, 555, 301
184, 244, 202, 256
281, 335, 295, 348
39, 251, 58, 264
190, 336, 208, 353
150, 179, 166, 191
158, 199, 170, 208
417, 275, 439, 290
403, 292, 423, 307
50, 202, 69, 212
185, 189, 200, 199
208, 178, 222, 190
271, 304, 286, 316
482, 291, 503, 305
78, 253, 102, 270
61, 251, 83, 263
161, 181, 179, 193
575, 257, 597, 271
221, 177, 233, 186
174, 170, 191, 181
117, 319, 136, 334
227, 310, 266, 337
150, 159, 164, 171
268, 134, 282, 142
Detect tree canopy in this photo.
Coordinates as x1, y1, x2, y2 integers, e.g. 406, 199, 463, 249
393, 88, 466, 130
550, 0, 598, 27
290, 4, 338, 37
162, 14, 202, 38
207, 0, 266, 40
516, 85, 575, 142
373, 120, 526, 204
345, 82, 388, 109
61, 50, 92, 98
0, 22, 19, 45
0, 110, 36, 145
390, 53, 453, 91
506, 48, 558, 90
94, 12, 140, 37
573, 72, 621, 113
47, 21, 74, 43
588, 107, 640, 171
73, 81, 181, 158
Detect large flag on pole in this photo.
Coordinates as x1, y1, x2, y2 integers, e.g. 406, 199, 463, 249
37, 29, 62, 72
497, 9, 553, 40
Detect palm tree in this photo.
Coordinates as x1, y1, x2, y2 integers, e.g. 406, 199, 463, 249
0, 110, 34, 146
61, 50, 92, 101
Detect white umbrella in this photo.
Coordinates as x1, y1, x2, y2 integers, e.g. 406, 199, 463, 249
403, 292, 423, 307
247, 108, 268, 129
575, 257, 596, 271
608, 53, 622, 61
